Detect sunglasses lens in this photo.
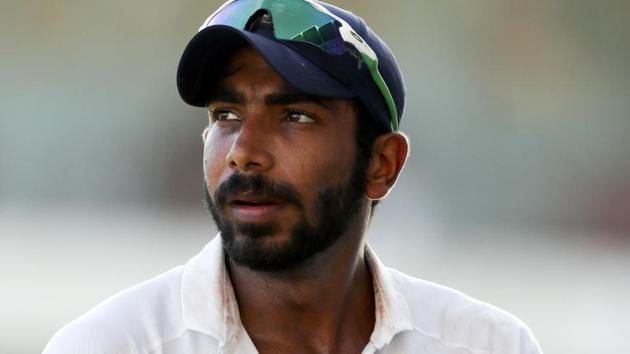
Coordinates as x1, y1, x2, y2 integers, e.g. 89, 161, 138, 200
207, 0, 346, 55
207, 1, 258, 28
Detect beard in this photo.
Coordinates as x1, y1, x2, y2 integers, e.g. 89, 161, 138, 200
204, 160, 367, 272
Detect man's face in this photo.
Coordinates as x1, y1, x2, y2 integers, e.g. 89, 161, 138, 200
202, 47, 368, 271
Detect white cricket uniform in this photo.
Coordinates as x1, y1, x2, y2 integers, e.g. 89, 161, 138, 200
43, 236, 542, 354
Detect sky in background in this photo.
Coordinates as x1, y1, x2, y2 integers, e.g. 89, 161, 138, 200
1, 0, 629, 353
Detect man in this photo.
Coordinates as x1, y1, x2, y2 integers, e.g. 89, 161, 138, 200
44, 1, 542, 353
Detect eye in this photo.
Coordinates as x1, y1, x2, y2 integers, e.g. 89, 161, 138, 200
286, 110, 316, 123
209, 109, 240, 122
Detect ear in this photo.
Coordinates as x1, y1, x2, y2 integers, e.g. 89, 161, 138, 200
365, 132, 409, 200
202, 126, 209, 143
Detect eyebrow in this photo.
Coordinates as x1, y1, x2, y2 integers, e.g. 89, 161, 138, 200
264, 92, 330, 110
207, 87, 331, 110
207, 87, 245, 105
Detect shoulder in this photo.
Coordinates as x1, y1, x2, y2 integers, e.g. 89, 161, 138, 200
43, 266, 186, 354
387, 268, 542, 354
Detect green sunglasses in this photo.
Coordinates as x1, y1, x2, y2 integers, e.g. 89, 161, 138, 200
201, 0, 399, 131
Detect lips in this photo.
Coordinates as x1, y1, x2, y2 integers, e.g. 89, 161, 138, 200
229, 194, 280, 206
228, 194, 284, 221
232, 200, 279, 208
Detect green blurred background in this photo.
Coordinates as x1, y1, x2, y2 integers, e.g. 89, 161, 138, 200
1, 1, 629, 353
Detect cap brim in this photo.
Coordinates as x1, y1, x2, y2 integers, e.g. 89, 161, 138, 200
177, 25, 355, 107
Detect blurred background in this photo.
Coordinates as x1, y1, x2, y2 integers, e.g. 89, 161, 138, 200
1, 0, 629, 353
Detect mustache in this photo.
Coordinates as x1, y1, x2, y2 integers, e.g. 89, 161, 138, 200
213, 173, 303, 208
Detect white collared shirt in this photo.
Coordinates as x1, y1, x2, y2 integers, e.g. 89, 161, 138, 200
44, 236, 542, 354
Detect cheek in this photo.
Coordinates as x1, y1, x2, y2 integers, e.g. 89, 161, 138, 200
203, 128, 232, 190
287, 134, 357, 191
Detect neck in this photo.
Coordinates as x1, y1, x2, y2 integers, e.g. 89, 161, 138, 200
226, 213, 375, 353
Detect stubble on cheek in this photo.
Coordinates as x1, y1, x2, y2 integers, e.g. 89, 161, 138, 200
202, 127, 233, 194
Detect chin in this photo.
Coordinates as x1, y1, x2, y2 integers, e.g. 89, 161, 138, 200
221, 218, 339, 272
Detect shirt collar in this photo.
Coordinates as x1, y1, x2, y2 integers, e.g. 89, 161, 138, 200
181, 236, 414, 349
181, 236, 242, 345
365, 244, 415, 348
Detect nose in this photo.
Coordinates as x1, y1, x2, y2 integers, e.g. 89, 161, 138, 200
226, 120, 273, 173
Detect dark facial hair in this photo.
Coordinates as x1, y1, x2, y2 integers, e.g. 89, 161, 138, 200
204, 159, 368, 272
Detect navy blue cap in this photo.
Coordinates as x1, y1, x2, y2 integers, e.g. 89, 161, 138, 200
177, 1, 405, 132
